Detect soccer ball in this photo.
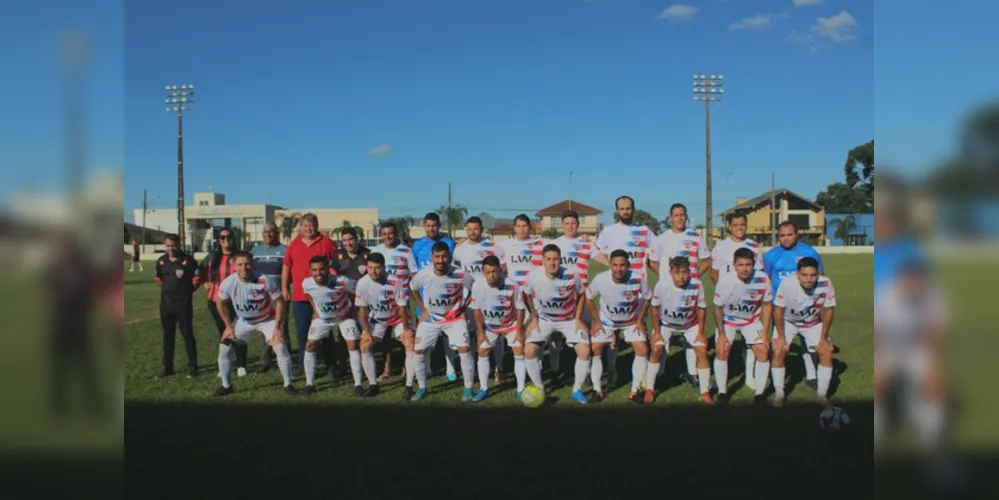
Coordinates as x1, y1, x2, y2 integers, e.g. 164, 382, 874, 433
521, 385, 545, 408
819, 406, 850, 433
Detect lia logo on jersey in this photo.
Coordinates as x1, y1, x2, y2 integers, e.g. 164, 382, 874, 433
370, 303, 394, 313
605, 304, 636, 315
235, 303, 263, 313
510, 254, 533, 264
665, 310, 689, 321
483, 310, 507, 320
428, 297, 452, 307
318, 302, 338, 315
789, 306, 818, 317
727, 303, 755, 314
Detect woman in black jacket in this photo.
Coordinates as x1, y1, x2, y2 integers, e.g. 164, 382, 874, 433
200, 228, 248, 374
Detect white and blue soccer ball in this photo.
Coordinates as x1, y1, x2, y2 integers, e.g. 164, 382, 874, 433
819, 406, 850, 433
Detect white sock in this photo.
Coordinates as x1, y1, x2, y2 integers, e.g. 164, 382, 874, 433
645, 362, 659, 391
348, 350, 362, 386
754, 360, 770, 396
606, 344, 618, 375
685, 348, 697, 376
274, 343, 292, 387
803, 351, 817, 380
697, 368, 711, 394
477, 356, 491, 391
745, 348, 756, 382
444, 342, 457, 375
817, 364, 833, 398
917, 401, 945, 451
514, 355, 526, 392
772, 366, 786, 396
361, 351, 377, 385
304, 350, 316, 386
549, 340, 562, 373
714, 359, 728, 394
459, 351, 475, 389
526, 357, 544, 388
590, 355, 603, 393
631, 356, 647, 392
573, 358, 588, 392
405, 351, 416, 387
218, 343, 232, 388
139, 264, 144, 271
414, 352, 427, 388
492, 336, 504, 374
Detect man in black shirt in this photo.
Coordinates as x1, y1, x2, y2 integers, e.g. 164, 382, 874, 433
155, 233, 201, 377
329, 227, 369, 377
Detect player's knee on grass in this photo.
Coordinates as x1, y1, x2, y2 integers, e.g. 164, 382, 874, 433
650, 344, 665, 363
751, 343, 769, 362
574, 343, 591, 361
632, 341, 648, 357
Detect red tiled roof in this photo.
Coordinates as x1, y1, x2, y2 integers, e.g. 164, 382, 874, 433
535, 200, 602, 216
490, 221, 544, 235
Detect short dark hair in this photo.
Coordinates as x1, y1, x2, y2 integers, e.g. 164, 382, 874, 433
609, 249, 629, 261
482, 255, 501, 269
341, 227, 358, 238
465, 216, 483, 227
778, 220, 798, 232
669, 203, 687, 215
309, 255, 328, 266
232, 250, 253, 262
727, 213, 747, 224
380, 221, 397, 232
423, 213, 441, 224
432, 240, 451, 255
562, 210, 579, 222
797, 257, 820, 271
367, 252, 386, 265
513, 213, 531, 225
542, 244, 561, 257
164, 233, 180, 244
615, 195, 635, 209
669, 256, 690, 269
733, 247, 755, 263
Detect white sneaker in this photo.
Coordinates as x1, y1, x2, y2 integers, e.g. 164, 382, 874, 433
237, 367, 248, 377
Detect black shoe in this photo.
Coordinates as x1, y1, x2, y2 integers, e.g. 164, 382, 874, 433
754, 394, 768, 407
303, 385, 316, 395
214, 386, 234, 397
157, 369, 174, 378
805, 379, 818, 390
716, 393, 730, 405
365, 385, 380, 397
255, 363, 272, 374
403, 386, 415, 400
607, 371, 618, 387
333, 366, 348, 380
354, 385, 365, 397
284, 385, 298, 395
186, 366, 198, 378
683, 374, 698, 389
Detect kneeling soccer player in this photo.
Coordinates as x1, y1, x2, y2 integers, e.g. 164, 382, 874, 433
302, 256, 362, 396
470, 255, 528, 401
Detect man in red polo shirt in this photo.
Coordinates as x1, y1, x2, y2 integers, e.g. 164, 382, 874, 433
282, 213, 339, 377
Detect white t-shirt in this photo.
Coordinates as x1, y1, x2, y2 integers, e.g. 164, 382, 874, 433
302, 275, 356, 322
452, 239, 505, 282
409, 265, 474, 324
523, 266, 584, 323
651, 277, 707, 330
499, 237, 543, 287
469, 277, 526, 333
774, 274, 837, 327
594, 223, 656, 281
354, 274, 409, 326
585, 270, 651, 328
550, 236, 595, 285
218, 272, 283, 324
370, 243, 416, 287
649, 228, 710, 279
710, 237, 763, 278
713, 270, 773, 328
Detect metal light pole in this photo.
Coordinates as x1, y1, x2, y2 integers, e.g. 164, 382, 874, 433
568, 171, 573, 210
166, 84, 194, 250
60, 33, 89, 208
693, 74, 724, 246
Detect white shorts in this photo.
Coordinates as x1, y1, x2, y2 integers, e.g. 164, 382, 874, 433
309, 318, 359, 341
370, 321, 406, 341
658, 325, 705, 347
234, 318, 280, 343
479, 327, 521, 349
592, 324, 646, 344
723, 320, 766, 345
415, 320, 470, 351
775, 322, 825, 350
465, 309, 477, 333
527, 320, 588, 346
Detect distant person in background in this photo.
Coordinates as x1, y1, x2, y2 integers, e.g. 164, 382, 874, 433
154, 233, 201, 379
410, 212, 459, 379
251, 223, 288, 373
129, 238, 143, 272
201, 227, 248, 376
331, 227, 369, 378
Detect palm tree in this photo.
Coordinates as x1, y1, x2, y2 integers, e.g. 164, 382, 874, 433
330, 220, 364, 240
541, 227, 560, 238
278, 212, 301, 242
437, 204, 468, 235
829, 215, 858, 245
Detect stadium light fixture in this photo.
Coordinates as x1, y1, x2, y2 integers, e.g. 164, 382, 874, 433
165, 84, 195, 249
692, 74, 724, 245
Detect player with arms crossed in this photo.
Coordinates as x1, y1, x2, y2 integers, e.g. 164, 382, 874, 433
650, 256, 713, 405
548, 210, 595, 381
712, 247, 773, 405
302, 257, 365, 396
771, 257, 836, 407
355, 252, 414, 399
497, 214, 543, 383
408, 241, 476, 401
524, 244, 590, 405
585, 249, 652, 403
469, 255, 528, 401
214, 251, 295, 397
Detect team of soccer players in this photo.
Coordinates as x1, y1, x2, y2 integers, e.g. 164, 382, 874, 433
206, 198, 840, 407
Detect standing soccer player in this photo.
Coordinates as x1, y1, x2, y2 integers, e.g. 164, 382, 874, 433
584, 249, 652, 403
301, 257, 363, 395
549, 210, 595, 380
370, 221, 415, 380
771, 257, 836, 407
469, 255, 527, 401
408, 241, 475, 401
411, 213, 460, 381
593, 196, 656, 385
650, 256, 713, 404
648, 203, 711, 385
497, 214, 543, 382
453, 216, 505, 386
356, 252, 414, 398
524, 244, 590, 405
710, 213, 764, 391
712, 248, 773, 405
763, 220, 824, 388
214, 251, 295, 396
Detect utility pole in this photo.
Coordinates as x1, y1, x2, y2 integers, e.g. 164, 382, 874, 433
568, 171, 573, 211
60, 33, 88, 211
692, 74, 724, 246
447, 182, 453, 236
166, 84, 194, 250
142, 189, 148, 247
770, 173, 777, 246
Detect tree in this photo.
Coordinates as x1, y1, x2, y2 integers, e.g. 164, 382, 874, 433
381, 217, 412, 245
829, 215, 858, 243
437, 205, 468, 235
614, 209, 661, 233
844, 140, 874, 190
541, 227, 560, 238
815, 182, 873, 214
278, 212, 301, 242
330, 220, 364, 240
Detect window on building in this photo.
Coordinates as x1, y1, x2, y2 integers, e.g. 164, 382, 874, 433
550, 216, 561, 227
788, 213, 811, 230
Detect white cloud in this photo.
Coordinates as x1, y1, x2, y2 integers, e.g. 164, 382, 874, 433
813, 11, 857, 42
793, 0, 823, 6
367, 144, 392, 156
729, 14, 772, 31
659, 5, 698, 20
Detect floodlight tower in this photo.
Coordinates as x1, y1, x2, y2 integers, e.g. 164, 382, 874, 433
692, 74, 724, 245
165, 84, 194, 249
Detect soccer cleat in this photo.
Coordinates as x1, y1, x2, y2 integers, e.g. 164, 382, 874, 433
628, 392, 641, 405
643, 389, 656, 405
354, 385, 365, 397
410, 388, 427, 401
516, 391, 523, 400
157, 369, 174, 378
255, 364, 271, 374
699, 392, 715, 405
593, 391, 606, 403
186, 366, 198, 378
303, 385, 316, 396
715, 393, 730, 405
772, 394, 786, 408
494, 371, 502, 383
753, 394, 768, 407
403, 386, 415, 400
472, 389, 488, 402
607, 371, 618, 387
214, 386, 234, 397
462, 388, 474, 402
284, 385, 298, 395
446, 372, 458, 382
365, 385, 380, 397
570, 391, 588, 405
237, 367, 248, 378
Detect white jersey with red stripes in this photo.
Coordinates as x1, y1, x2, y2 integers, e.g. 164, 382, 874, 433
410, 265, 473, 324
469, 276, 525, 333
594, 223, 656, 282
713, 270, 773, 327
651, 277, 706, 329
649, 228, 710, 279
218, 272, 283, 325
453, 239, 505, 282
370, 243, 416, 287
585, 270, 650, 328
302, 275, 356, 322
354, 274, 409, 326
499, 237, 543, 288
774, 274, 836, 328
550, 236, 595, 285
524, 266, 584, 323
711, 237, 763, 278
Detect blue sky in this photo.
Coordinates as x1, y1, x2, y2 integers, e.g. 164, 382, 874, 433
3, 1, 996, 226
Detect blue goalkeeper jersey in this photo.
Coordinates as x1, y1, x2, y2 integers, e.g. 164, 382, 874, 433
763, 242, 823, 293
411, 235, 456, 271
